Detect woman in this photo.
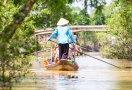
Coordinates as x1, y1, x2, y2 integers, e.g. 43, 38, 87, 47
47, 18, 75, 60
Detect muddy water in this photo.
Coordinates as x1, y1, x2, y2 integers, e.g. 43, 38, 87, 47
10, 53, 132, 90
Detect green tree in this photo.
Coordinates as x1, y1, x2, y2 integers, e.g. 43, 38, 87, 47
0, 0, 39, 87
90, 11, 105, 25
0, 0, 76, 87
31, 0, 74, 28
71, 9, 90, 25
100, 0, 132, 59
0, 0, 109, 88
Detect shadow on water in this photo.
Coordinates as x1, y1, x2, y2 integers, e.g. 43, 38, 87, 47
2, 53, 132, 90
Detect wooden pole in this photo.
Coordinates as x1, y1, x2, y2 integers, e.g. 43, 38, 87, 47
73, 44, 76, 64
50, 47, 53, 64
76, 50, 122, 69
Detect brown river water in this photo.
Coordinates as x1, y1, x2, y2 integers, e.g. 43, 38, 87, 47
3, 53, 132, 90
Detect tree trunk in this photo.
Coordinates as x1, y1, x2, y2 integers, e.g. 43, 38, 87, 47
4, 0, 8, 4
0, 0, 36, 42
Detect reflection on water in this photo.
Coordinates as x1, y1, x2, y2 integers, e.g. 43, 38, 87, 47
2, 53, 132, 90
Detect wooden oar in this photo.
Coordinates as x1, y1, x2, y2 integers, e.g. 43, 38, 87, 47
49, 40, 122, 69
76, 49, 122, 69
77, 45, 124, 69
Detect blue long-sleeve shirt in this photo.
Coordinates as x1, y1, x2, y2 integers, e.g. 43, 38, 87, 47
49, 26, 75, 44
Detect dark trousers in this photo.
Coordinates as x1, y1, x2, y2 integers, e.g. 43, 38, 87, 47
58, 43, 69, 60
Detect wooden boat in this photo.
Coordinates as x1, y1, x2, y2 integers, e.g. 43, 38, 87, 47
45, 59, 79, 71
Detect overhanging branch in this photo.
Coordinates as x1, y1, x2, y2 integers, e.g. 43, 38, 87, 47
0, 0, 36, 42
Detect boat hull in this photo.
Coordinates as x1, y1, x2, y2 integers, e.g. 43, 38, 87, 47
45, 60, 79, 71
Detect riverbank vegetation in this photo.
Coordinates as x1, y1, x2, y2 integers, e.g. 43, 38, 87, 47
0, 0, 132, 88
72, 0, 132, 60
99, 1, 132, 59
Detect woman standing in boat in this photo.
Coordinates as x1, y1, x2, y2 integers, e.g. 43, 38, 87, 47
47, 18, 75, 60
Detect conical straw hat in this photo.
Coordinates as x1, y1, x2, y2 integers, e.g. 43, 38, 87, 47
57, 18, 69, 26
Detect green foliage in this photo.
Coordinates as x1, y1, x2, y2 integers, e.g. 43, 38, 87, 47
13, 0, 26, 6
90, 12, 105, 25
110, 37, 132, 59
78, 31, 89, 45
0, 2, 17, 32
73, 9, 90, 25
100, 0, 132, 59
0, 1, 39, 87
31, 0, 107, 28
31, 0, 74, 28
71, 0, 106, 25
90, 0, 106, 13
78, 31, 103, 52
0, 0, 108, 88
106, 0, 132, 37
98, 33, 115, 58
100, 36, 132, 59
